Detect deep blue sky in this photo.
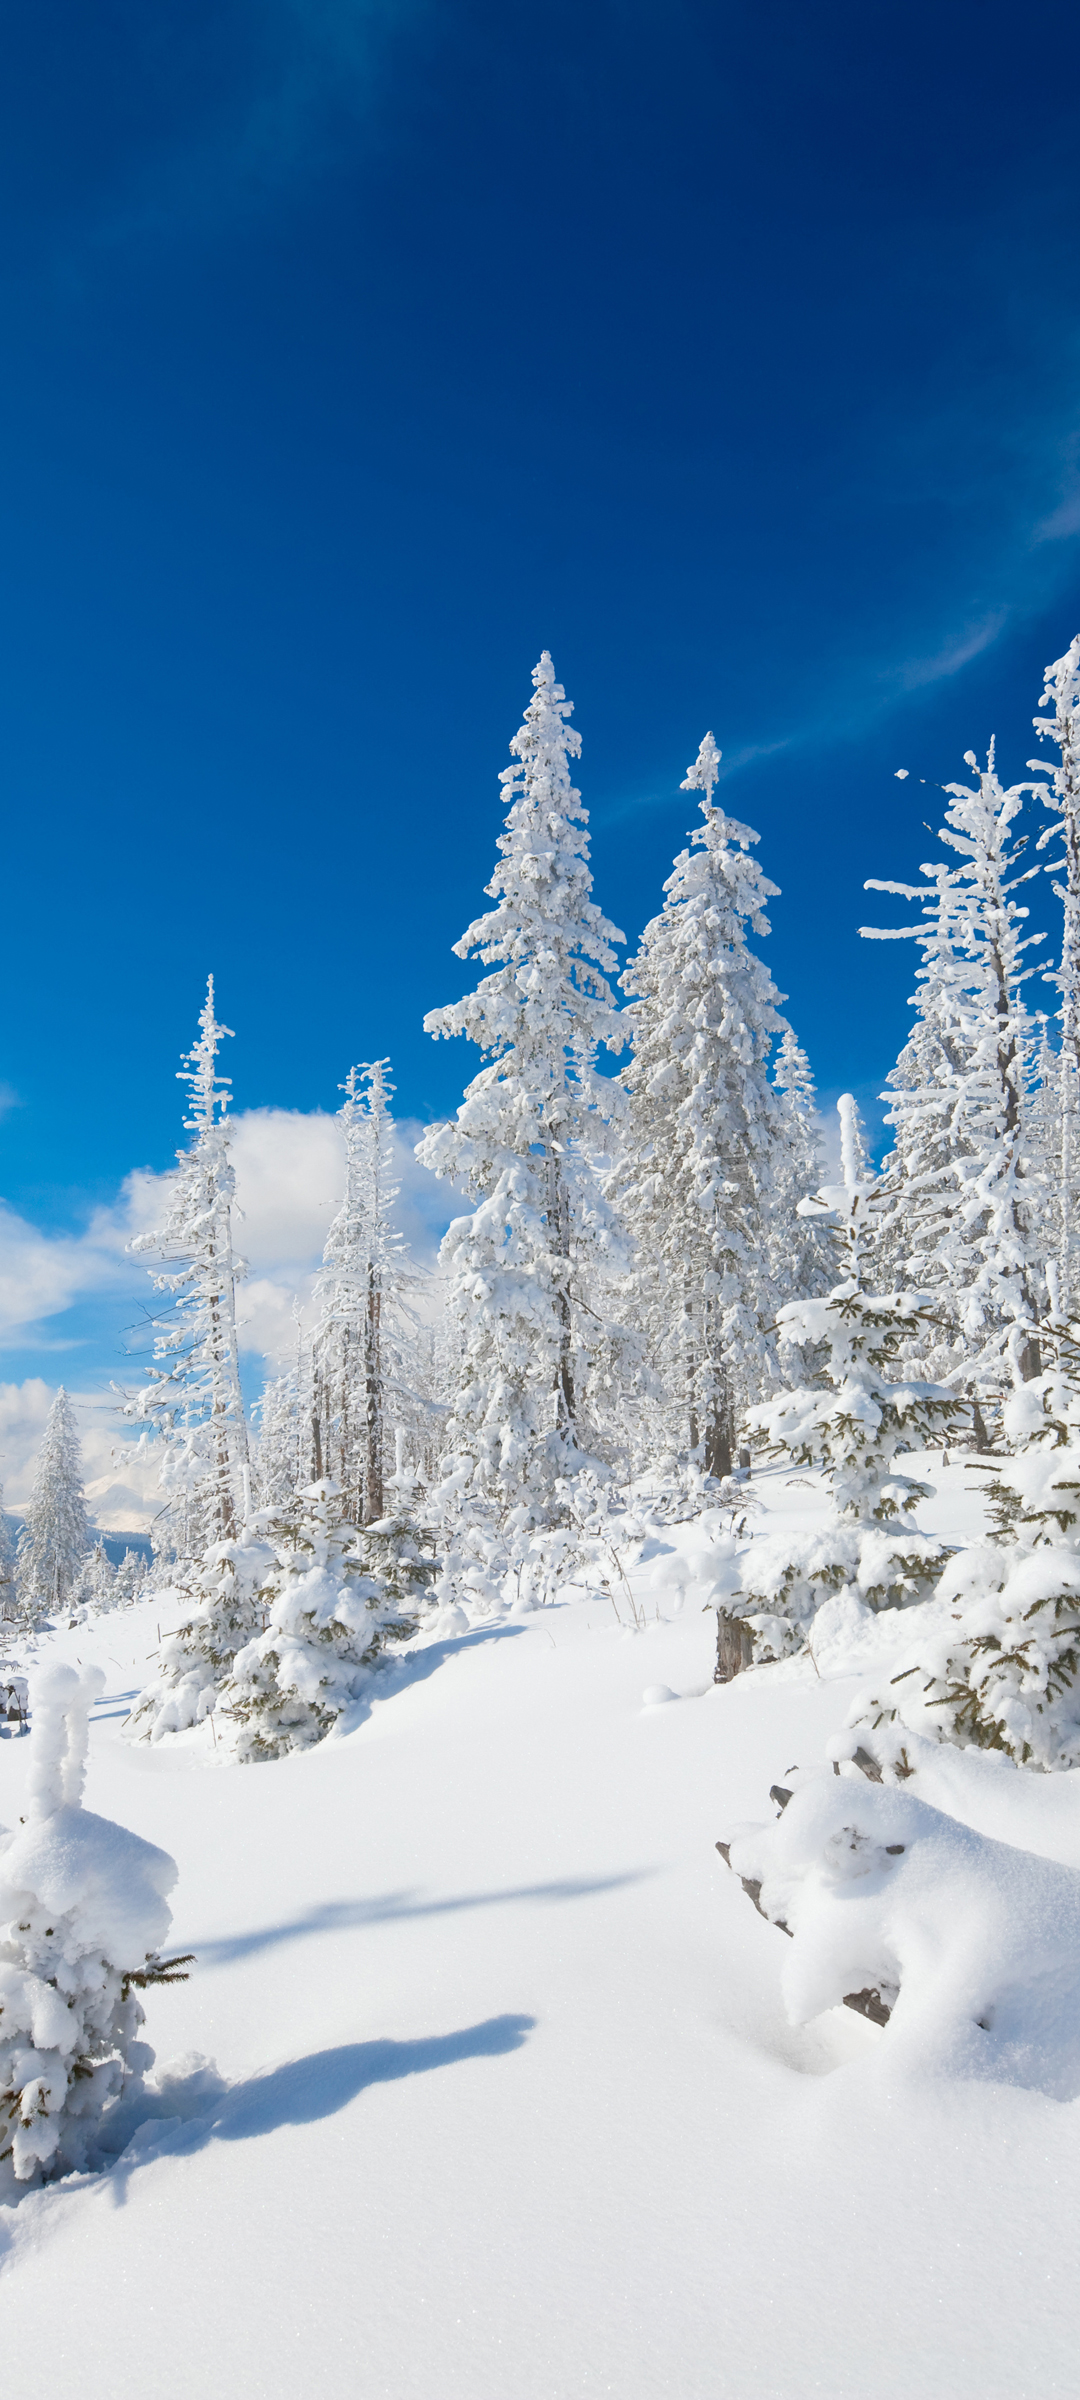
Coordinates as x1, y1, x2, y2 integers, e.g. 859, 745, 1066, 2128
3, 0, 1080, 1227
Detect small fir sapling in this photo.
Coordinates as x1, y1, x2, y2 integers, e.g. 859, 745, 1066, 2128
125, 1527, 277, 1742
218, 1480, 431, 1760
843, 1323, 1080, 1774
0, 1663, 185, 2192
739, 1100, 965, 1660
15, 1389, 92, 1629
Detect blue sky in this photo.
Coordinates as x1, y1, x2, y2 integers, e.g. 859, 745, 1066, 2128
1, 0, 1079, 1505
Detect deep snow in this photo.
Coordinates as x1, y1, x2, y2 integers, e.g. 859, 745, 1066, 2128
3, 1458, 1080, 2398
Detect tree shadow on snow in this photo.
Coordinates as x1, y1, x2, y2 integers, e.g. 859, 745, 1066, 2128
332, 1619, 527, 1737
187, 1871, 644, 1969
105, 2013, 536, 2204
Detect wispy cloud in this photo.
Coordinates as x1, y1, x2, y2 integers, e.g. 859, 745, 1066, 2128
893, 609, 1009, 693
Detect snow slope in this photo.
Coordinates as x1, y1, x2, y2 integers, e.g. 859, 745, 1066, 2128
3, 1461, 1080, 2398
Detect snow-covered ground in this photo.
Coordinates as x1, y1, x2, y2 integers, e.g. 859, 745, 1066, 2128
4, 1460, 1080, 2397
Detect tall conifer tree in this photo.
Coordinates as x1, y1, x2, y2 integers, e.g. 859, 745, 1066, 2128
15, 1389, 91, 1624
863, 747, 1046, 1388
418, 653, 629, 1516
611, 733, 790, 1476
127, 979, 249, 1555
1031, 635, 1080, 1313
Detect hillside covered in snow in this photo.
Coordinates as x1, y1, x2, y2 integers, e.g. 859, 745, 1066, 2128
4, 1454, 1080, 2398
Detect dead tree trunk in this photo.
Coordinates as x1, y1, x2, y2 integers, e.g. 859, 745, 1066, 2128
714, 1609, 753, 1684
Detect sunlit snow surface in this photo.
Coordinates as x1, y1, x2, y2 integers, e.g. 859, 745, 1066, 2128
3, 1457, 1080, 2397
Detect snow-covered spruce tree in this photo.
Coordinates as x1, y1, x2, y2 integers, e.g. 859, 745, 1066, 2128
610, 734, 793, 1479
417, 653, 632, 1524
126, 979, 250, 1560
843, 1321, 1080, 1775
862, 746, 1046, 1391
215, 1480, 432, 1760
767, 1028, 831, 1325
1, 1662, 181, 2192
311, 1061, 422, 1526
73, 1538, 116, 1616
735, 1101, 966, 1662
125, 1524, 276, 1741
112, 1547, 148, 1608
0, 1486, 19, 1626
15, 1389, 91, 1627
1031, 635, 1080, 1316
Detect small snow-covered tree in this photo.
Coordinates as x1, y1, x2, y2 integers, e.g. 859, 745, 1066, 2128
768, 1027, 832, 1319
846, 1322, 1080, 1774
15, 1389, 91, 1626
127, 979, 250, 1558
1031, 635, 1080, 1315
112, 1547, 148, 1608
0, 1487, 18, 1625
73, 1538, 116, 1616
418, 653, 631, 1519
863, 746, 1046, 1389
311, 1062, 420, 1526
218, 1481, 432, 1760
125, 1527, 276, 1742
0, 1662, 182, 2192
738, 1107, 965, 1657
611, 734, 791, 1478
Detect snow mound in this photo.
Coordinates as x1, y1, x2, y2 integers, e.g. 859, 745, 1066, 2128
725, 1774, 1080, 2097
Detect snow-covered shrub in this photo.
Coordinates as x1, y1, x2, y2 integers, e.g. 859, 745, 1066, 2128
126, 1528, 277, 1742
720, 1770, 1080, 2095
845, 1337, 1080, 1770
218, 1482, 429, 1761
1, 1663, 181, 2193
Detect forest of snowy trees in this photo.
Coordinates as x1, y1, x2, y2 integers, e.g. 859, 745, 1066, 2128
6, 635, 1080, 1762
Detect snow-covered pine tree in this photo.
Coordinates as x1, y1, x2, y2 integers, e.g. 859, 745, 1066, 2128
216, 1480, 432, 1760
768, 1029, 831, 1313
15, 1389, 91, 1626
253, 1361, 305, 1511
862, 745, 1047, 1391
126, 979, 250, 1559
1, 1661, 181, 2191
736, 1103, 965, 1660
73, 1538, 116, 1616
112, 1547, 148, 1608
311, 1062, 420, 1526
417, 653, 631, 1520
0, 1486, 18, 1625
1031, 635, 1080, 1315
611, 732, 790, 1478
125, 1525, 277, 1741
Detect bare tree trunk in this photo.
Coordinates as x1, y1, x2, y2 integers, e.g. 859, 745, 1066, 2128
364, 1265, 383, 1522
714, 1610, 753, 1683
549, 1150, 575, 1436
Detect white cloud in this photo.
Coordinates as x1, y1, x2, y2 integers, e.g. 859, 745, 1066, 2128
1034, 492, 1080, 543
0, 1103, 458, 1388
0, 1378, 162, 1532
0, 1099, 459, 1529
895, 610, 1009, 694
